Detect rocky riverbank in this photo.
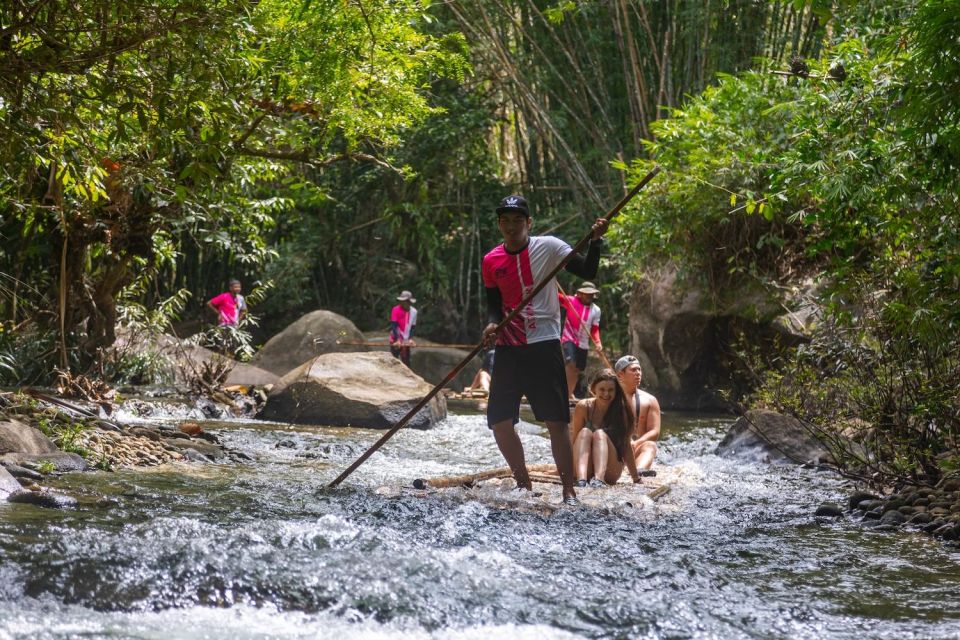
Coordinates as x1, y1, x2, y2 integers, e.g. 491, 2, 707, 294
813, 478, 960, 546
0, 390, 250, 509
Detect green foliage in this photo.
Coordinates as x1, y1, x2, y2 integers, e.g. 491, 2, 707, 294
617, 0, 959, 487
614, 69, 819, 301
34, 460, 56, 475
752, 293, 960, 485
0, 0, 465, 375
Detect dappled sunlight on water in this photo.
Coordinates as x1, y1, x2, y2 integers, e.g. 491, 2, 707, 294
1, 411, 959, 639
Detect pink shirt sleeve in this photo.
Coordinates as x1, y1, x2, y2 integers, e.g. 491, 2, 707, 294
209, 292, 230, 309
481, 254, 495, 288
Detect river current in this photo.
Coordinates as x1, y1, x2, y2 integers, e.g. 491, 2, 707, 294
1, 410, 958, 639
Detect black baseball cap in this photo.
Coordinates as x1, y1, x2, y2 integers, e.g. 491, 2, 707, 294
496, 195, 530, 217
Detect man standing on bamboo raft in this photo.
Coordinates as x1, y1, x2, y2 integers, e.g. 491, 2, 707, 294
481, 195, 609, 506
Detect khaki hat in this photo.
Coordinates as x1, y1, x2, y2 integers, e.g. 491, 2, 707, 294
397, 290, 417, 303
576, 282, 600, 295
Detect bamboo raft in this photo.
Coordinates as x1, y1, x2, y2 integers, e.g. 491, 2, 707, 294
396, 464, 672, 516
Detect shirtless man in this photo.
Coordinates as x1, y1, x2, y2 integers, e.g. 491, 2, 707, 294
614, 355, 660, 476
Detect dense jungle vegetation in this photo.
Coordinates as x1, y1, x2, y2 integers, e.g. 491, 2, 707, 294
1, 0, 957, 485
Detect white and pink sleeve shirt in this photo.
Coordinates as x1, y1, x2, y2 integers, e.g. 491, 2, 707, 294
561, 295, 601, 349
482, 235, 572, 346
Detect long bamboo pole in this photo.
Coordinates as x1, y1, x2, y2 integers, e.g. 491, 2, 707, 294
327, 166, 660, 488
335, 340, 476, 350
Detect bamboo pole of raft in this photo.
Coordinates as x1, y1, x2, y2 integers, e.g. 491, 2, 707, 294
327, 165, 661, 488
556, 283, 613, 370
335, 340, 477, 349
646, 484, 671, 500
413, 464, 559, 489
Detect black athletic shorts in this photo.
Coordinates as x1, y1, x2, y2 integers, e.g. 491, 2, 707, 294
487, 339, 569, 428
481, 348, 495, 373
562, 340, 588, 371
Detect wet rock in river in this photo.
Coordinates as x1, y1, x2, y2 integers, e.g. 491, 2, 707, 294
849, 491, 880, 510
0, 461, 44, 481
7, 489, 78, 509
933, 524, 959, 540
0, 466, 21, 497
1, 452, 88, 472
260, 352, 447, 429
814, 502, 844, 518
715, 410, 832, 465
162, 438, 225, 460
879, 510, 907, 526
128, 427, 162, 441
181, 449, 212, 462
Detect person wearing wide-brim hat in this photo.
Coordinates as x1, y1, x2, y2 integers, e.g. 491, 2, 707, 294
389, 290, 417, 366
480, 193, 610, 507
560, 281, 603, 401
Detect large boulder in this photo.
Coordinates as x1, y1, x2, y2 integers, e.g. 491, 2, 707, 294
251, 310, 365, 376
0, 418, 59, 455
260, 351, 447, 429
627, 268, 815, 409
715, 409, 832, 465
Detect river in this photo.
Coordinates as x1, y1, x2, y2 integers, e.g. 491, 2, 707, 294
1, 410, 959, 639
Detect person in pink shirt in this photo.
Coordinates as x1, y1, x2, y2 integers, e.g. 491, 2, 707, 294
480, 194, 609, 506
389, 290, 417, 366
207, 279, 247, 326
560, 281, 602, 400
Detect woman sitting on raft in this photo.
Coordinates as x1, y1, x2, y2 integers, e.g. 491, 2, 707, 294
570, 368, 642, 487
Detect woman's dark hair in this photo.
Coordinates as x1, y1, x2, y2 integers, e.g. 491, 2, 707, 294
589, 368, 635, 461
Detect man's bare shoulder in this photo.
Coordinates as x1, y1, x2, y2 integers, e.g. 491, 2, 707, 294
636, 390, 660, 410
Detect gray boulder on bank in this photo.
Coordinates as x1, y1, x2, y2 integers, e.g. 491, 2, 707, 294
626, 268, 817, 409
260, 351, 447, 429
251, 310, 365, 376
0, 418, 60, 455
715, 409, 832, 465
1, 452, 88, 472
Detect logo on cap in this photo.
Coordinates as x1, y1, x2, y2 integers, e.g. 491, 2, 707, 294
496, 194, 530, 216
